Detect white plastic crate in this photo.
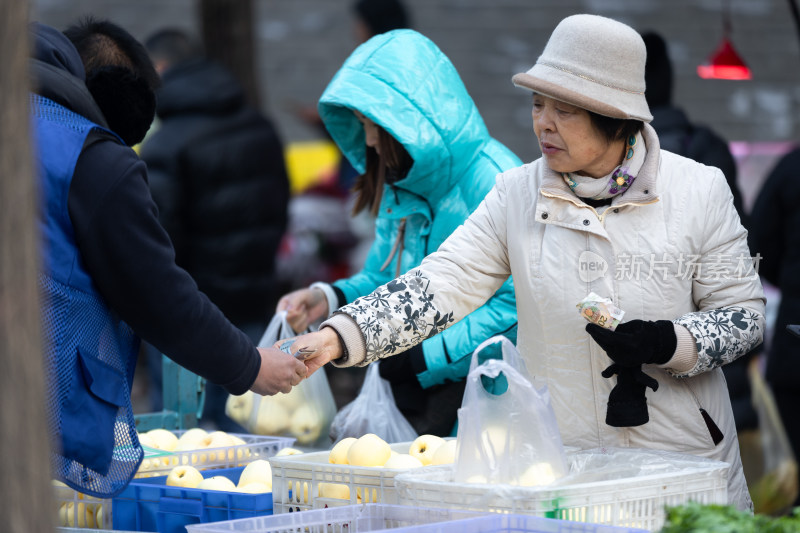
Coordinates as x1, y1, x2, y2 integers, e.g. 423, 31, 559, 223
184, 503, 483, 533
270, 441, 430, 513
184, 503, 649, 533
53, 482, 112, 530
393, 448, 729, 532
136, 431, 295, 478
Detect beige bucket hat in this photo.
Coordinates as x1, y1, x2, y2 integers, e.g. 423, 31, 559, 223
512, 14, 653, 122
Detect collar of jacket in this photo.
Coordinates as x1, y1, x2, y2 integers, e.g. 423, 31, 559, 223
539, 122, 662, 209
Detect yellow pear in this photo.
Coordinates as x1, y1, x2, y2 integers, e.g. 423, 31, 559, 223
289, 404, 323, 445
197, 476, 237, 491
165, 465, 204, 488
347, 433, 391, 467
238, 459, 273, 489
431, 439, 458, 465
328, 437, 357, 464
318, 482, 350, 499
253, 399, 290, 435
408, 434, 446, 466
383, 453, 424, 469
275, 447, 303, 457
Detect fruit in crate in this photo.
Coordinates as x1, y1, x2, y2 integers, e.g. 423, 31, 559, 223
409, 434, 446, 465
238, 459, 273, 489
347, 433, 391, 466
318, 482, 351, 499
225, 390, 254, 425
197, 475, 237, 491
383, 453, 424, 469
201, 430, 236, 462
431, 439, 457, 465
147, 428, 179, 451
254, 399, 290, 434
515, 462, 556, 486
59, 502, 98, 528
237, 482, 270, 493
289, 404, 324, 444
166, 464, 204, 488
275, 446, 303, 457
329, 437, 357, 464
229, 434, 251, 463
177, 427, 209, 447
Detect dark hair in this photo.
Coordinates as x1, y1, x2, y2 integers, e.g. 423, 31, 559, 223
353, 0, 411, 36
351, 126, 413, 216
64, 16, 160, 92
589, 112, 644, 144
145, 28, 202, 69
642, 31, 673, 108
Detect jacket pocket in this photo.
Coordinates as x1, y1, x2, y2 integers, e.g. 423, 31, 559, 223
61, 347, 128, 475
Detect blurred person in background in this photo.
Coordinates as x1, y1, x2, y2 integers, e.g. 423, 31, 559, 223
642, 30, 759, 439
278, 29, 521, 437
748, 145, 800, 507
29, 18, 304, 497
140, 28, 291, 431
280, 0, 414, 408
285, 15, 764, 510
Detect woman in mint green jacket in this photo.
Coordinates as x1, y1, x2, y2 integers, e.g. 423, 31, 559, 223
278, 29, 521, 435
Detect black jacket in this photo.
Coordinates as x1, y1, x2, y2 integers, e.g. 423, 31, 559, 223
749, 147, 800, 389
141, 59, 289, 324
651, 105, 747, 227
30, 23, 259, 395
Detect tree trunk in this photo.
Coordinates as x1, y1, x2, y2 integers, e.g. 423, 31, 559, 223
199, 0, 261, 107
0, 2, 56, 533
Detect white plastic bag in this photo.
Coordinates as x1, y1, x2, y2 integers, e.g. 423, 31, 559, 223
225, 311, 337, 448
328, 361, 418, 444
453, 336, 568, 486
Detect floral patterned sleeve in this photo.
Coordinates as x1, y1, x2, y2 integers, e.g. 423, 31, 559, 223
671, 306, 762, 378
339, 269, 455, 365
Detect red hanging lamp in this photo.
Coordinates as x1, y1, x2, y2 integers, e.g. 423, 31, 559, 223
697, 1, 752, 80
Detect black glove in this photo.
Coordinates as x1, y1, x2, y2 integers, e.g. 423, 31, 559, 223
586, 320, 677, 367
601, 363, 659, 427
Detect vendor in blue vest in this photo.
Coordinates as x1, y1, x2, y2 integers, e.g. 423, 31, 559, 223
29, 19, 307, 498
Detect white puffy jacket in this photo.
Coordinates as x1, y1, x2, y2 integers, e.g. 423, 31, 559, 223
325, 124, 765, 509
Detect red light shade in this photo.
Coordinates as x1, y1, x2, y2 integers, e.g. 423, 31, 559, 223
697, 38, 752, 80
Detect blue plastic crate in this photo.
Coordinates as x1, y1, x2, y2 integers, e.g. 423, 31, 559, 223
113, 466, 273, 533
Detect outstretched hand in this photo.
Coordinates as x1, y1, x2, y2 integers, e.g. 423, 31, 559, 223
250, 347, 307, 395
275, 327, 344, 377
277, 287, 329, 333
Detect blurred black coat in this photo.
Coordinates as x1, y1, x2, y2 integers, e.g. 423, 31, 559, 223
141, 59, 289, 323
749, 147, 800, 391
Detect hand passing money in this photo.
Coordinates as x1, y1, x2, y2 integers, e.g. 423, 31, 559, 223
576, 292, 625, 331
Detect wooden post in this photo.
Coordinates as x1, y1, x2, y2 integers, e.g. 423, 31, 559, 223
0, 2, 56, 532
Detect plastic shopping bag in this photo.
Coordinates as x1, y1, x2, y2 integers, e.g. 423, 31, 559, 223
328, 361, 418, 444
225, 311, 337, 448
746, 356, 798, 515
454, 335, 568, 486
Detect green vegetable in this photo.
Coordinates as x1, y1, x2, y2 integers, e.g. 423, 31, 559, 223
660, 502, 800, 533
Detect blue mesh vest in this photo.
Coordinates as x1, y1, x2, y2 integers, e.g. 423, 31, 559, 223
32, 94, 143, 497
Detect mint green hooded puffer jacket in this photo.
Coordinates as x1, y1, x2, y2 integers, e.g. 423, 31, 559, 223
318, 29, 522, 387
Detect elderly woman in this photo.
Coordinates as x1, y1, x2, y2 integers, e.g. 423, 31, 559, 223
285, 14, 764, 510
